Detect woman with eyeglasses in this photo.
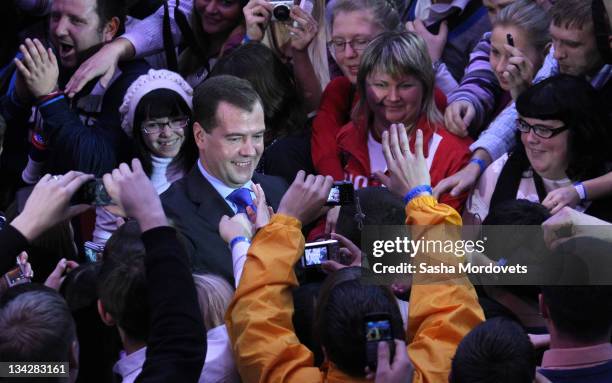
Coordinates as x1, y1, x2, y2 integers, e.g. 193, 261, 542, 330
464, 74, 612, 224
92, 69, 197, 244
312, 0, 402, 182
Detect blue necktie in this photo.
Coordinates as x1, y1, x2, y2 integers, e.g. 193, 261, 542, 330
227, 188, 254, 214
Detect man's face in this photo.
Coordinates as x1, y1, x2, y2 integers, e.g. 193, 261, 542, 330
49, 0, 109, 68
195, 101, 265, 188
551, 22, 602, 77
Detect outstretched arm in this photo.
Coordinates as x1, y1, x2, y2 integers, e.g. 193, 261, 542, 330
226, 171, 333, 383
377, 124, 485, 383
103, 160, 206, 383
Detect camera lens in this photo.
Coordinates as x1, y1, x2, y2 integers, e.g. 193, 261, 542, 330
273, 4, 291, 22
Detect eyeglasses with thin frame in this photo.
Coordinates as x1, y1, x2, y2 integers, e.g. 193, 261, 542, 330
516, 118, 569, 139
327, 37, 371, 54
141, 117, 189, 135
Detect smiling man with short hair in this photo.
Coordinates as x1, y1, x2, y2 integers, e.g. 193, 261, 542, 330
161, 75, 287, 283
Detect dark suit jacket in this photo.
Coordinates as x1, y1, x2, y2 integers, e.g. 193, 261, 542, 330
161, 164, 287, 283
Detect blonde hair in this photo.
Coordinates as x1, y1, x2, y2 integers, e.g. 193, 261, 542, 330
193, 273, 234, 331
356, 31, 443, 126
326, 0, 402, 34
495, 0, 551, 54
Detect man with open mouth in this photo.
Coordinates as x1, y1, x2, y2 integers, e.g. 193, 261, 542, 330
0, 0, 149, 187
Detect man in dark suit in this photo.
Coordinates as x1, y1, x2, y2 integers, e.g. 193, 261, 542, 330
161, 75, 287, 283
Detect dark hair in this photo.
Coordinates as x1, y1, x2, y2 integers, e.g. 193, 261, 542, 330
132, 88, 196, 176
0, 287, 76, 363
551, 0, 594, 30
209, 43, 307, 143
314, 267, 404, 377
482, 199, 551, 299
450, 317, 536, 383
516, 74, 611, 181
95, 0, 127, 36
179, 0, 246, 76
484, 199, 551, 226
541, 285, 612, 342
60, 262, 121, 383
193, 75, 263, 133
336, 187, 406, 247
98, 221, 149, 342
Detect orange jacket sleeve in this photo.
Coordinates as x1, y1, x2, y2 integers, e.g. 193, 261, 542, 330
404, 195, 485, 383
225, 214, 323, 383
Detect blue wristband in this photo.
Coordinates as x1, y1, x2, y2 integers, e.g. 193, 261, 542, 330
241, 34, 251, 45
230, 236, 251, 250
402, 185, 433, 205
469, 158, 486, 175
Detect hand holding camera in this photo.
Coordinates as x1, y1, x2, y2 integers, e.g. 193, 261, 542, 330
277, 170, 334, 225
320, 232, 363, 272
243, 0, 274, 42
287, 3, 318, 52
102, 159, 167, 232
11, 171, 93, 241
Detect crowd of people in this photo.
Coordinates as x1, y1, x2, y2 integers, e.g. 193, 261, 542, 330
0, 0, 611, 382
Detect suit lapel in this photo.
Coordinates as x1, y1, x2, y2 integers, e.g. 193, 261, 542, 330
185, 165, 235, 223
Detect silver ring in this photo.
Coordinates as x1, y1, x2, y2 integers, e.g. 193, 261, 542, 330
52, 175, 60, 181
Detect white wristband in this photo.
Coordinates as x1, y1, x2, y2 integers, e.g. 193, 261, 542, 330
573, 182, 586, 201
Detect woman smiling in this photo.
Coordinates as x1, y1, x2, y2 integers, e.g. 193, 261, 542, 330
336, 31, 472, 211
465, 75, 612, 223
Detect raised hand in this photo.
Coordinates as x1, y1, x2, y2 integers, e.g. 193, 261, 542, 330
102, 159, 167, 231
444, 100, 475, 137
502, 44, 536, 100
321, 232, 363, 273
243, 0, 273, 42
14, 38, 59, 98
376, 124, 430, 198
277, 170, 333, 224
406, 19, 448, 63
288, 5, 318, 52
219, 213, 254, 243
65, 38, 134, 97
365, 340, 414, 382
11, 171, 93, 241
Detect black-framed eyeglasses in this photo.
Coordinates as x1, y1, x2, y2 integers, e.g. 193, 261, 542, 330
141, 117, 189, 134
327, 38, 371, 54
516, 118, 569, 139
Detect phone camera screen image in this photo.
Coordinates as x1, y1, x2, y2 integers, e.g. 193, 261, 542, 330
327, 187, 341, 204
366, 320, 392, 342
304, 245, 328, 266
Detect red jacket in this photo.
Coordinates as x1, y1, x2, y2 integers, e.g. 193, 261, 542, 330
312, 76, 449, 181
337, 116, 472, 212
311, 77, 355, 180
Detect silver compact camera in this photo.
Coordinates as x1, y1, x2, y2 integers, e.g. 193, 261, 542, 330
270, 0, 293, 22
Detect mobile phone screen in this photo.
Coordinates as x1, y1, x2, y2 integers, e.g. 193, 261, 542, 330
366, 319, 393, 342
365, 315, 394, 371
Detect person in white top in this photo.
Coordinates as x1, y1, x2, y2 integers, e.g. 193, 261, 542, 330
464, 75, 612, 225
93, 69, 196, 244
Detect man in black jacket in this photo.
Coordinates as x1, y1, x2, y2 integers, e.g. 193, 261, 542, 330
0, 0, 149, 186
161, 75, 287, 284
